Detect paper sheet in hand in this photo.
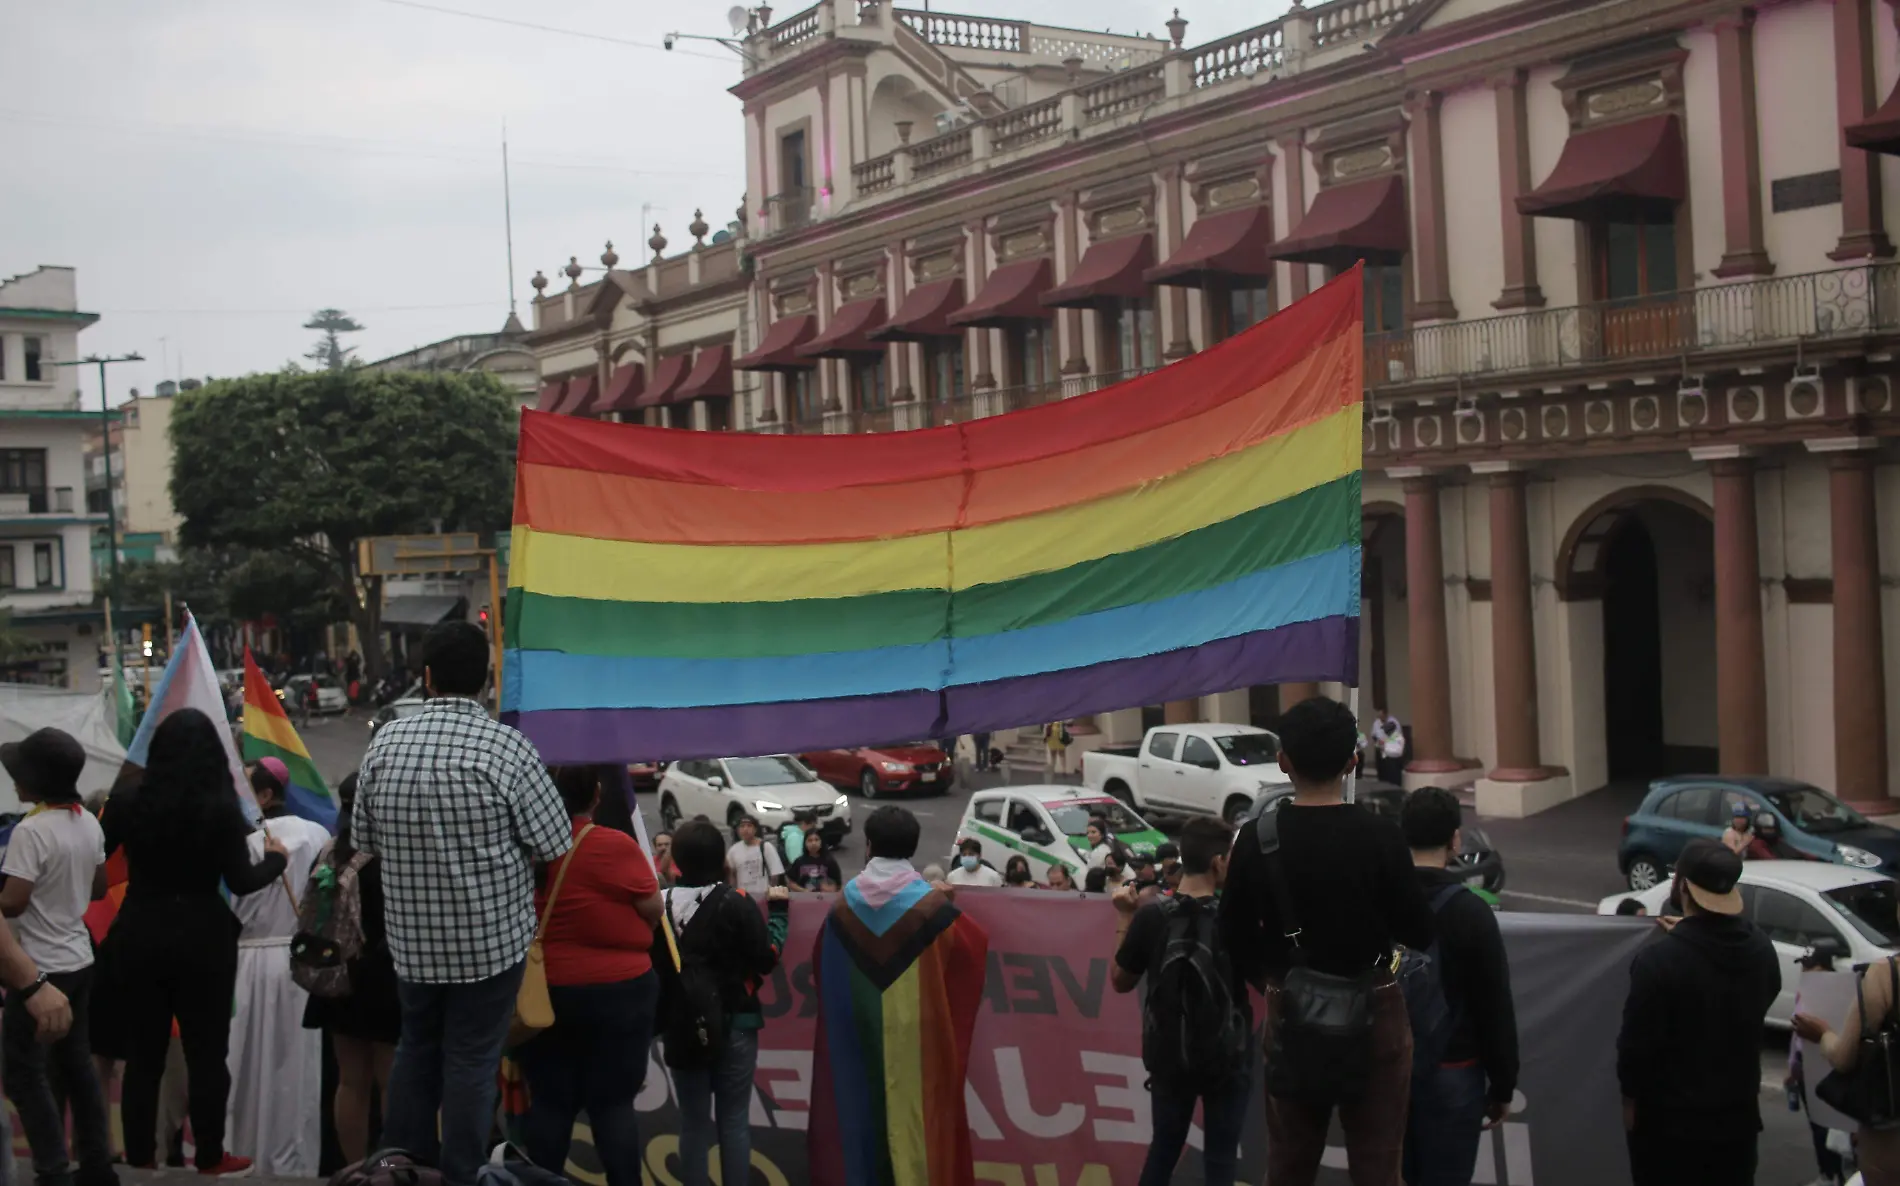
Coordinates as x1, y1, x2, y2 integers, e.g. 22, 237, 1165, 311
1799, 968, 1860, 1132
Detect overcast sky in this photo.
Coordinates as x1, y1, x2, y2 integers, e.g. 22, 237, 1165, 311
2, 0, 1289, 408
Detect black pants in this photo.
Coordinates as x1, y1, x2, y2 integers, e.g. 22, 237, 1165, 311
114, 896, 240, 1170
1627, 1126, 1757, 1186
4, 966, 115, 1186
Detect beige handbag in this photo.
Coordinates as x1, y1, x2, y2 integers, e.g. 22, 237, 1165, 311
511, 823, 594, 1046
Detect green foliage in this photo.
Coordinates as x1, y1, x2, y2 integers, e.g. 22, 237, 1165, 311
303, 308, 366, 371
0, 608, 24, 663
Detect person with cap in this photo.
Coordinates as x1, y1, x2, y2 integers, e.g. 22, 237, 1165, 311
1720, 802, 1754, 855
224, 759, 333, 1176
1616, 837, 1779, 1185
0, 727, 109, 1186
1743, 812, 1800, 862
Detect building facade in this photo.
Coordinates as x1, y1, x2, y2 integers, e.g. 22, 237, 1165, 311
0, 266, 109, 691
526, 0, 1900, 813
366, 315, 541, 412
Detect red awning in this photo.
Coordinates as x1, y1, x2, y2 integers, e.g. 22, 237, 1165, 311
1042, 234, 1156, 309
1146, 206, 1275, 287
1268, 175, 1408, 268
533, 379, 566, 412
595, 362, 646, 414
799, 298, 889, 358
869, 278, 967, 342
950, 259, 1055, 327
674, 344, 735, 401
1518, 114, 1685, 222
734, 315, 819, 372
633, 354, 693, 409
552, 374, 596, 416
1848, 84, 1900, 155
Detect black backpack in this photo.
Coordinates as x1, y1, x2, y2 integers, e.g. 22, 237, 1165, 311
658, 886, 731, 1072
1257, 800, 1380, 1104
1396, 883, 1466, 1077
1140, 896, 1250, 1089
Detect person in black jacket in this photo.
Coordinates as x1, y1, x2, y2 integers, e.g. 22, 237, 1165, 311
1399, 787, 1518, 1186
662, 820, 787, 1186
1616, 838, 1779, 1186
102, 708, 288, 1177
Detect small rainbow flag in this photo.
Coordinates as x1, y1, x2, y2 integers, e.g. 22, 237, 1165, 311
505, 270, 1364, 761
240, 649, 337, 831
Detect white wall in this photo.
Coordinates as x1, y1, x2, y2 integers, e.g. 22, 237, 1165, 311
1439, 84, 1504, 317
1679, 27, 1727, 283
1753, 2, 1849, 276
1523, 64, 1580, 307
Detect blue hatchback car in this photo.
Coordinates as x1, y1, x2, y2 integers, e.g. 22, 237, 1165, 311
1619, 775, 1900, 889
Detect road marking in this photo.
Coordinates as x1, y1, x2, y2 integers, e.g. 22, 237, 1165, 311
1500, 889, 1601, 910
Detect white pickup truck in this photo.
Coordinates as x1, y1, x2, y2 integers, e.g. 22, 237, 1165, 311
1081, 722, 1290, 824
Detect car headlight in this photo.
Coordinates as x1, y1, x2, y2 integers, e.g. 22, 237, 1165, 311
834, 795, 849, 808
754, 799, 785, 813
1839, 844, 1884, 869
879, 761, 909, 773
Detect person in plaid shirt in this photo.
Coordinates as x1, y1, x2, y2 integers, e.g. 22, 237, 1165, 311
353, 621, 570, 1186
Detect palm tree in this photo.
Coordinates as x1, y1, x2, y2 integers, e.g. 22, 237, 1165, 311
303, 309, 365, 370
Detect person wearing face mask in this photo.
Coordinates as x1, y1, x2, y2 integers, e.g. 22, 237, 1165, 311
945, 838, 1004, 887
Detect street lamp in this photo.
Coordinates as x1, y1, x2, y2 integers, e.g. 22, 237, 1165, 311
49, 352, 143, 596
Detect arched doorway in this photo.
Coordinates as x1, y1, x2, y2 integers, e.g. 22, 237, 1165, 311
1562, 492, 1717, 781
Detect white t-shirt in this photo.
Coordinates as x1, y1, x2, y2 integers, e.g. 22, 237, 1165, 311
726, 840, 785, 898
945, 862, 1004, 887
2, 808, 106, 973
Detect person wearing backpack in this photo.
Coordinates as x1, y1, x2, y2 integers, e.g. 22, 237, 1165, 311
661, 820, 787, 1186
1111, 817, 1248, 1186
1218, 696, 1434, 1186
1397, 787, 1518, 1186
300, 774, 402, 1166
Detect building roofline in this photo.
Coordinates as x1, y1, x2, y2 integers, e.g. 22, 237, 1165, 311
0, 308, 101, 327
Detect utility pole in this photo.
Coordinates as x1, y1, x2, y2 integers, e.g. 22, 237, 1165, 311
50, 353, 142, 597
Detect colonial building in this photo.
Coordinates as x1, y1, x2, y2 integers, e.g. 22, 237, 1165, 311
0, 266, 109, 691
525, 0, 1900, 814
365, 315, 541, 411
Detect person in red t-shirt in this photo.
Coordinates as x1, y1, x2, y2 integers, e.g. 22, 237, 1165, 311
518, 765, 663, 1186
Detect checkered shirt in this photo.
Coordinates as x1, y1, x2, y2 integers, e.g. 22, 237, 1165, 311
352, 697, 571, 984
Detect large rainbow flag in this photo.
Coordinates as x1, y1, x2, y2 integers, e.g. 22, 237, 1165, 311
505, 269, 1363, 760
240, 649, 338, 831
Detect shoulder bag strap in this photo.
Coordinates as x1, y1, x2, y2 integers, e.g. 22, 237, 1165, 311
1254, 805, 1306, 960
534, 823, 594, 942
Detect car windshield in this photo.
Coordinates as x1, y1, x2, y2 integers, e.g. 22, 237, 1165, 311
1764, 784, 1868, 834
724, 756, 816, 787
1214, 733, 1279, 766
313, 674, 340, 688
1048, 801, 1147, 836
1825, 880, 1900, 947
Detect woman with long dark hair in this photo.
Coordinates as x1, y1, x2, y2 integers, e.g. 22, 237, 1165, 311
102, 708, 287, 1177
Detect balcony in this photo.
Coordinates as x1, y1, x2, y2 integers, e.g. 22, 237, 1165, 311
1367, 265, 1900, 389
753, 367, 1157, 435
0, 487, 76, 516
763, 188, 814, 231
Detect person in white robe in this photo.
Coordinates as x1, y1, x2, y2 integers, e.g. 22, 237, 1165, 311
225, 758, 331, 1177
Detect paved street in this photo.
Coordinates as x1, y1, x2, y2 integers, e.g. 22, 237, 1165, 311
301, 713, 1826, 1184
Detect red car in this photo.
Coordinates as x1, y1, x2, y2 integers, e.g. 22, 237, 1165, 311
627, 762, 664, 793
800, 743, 953, 798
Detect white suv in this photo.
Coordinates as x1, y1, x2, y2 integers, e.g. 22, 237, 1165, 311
658, 755, 853, 844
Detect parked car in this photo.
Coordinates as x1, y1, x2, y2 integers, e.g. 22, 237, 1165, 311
800, 742, 953, 798
628, 761, 665, 793
284, 673, 348, 715
1082, 723, 1288, 824
1618, 775, 1900, 890
1599, 861, 1900, 1027
658, 754, 852, 844
953, 786, 1168, 882
368, 697, 427, 736
1234, 779, 1507, 894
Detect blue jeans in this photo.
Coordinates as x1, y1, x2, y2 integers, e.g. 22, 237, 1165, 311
674, 1027, 757, 1186
1138, 1076, 1248, 1186
517, 972, 659, 1186
1403, 1062, 1489, 1186
386, 963, 525, 1186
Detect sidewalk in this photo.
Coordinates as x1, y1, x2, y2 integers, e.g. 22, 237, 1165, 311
122, 1169, 320, 1186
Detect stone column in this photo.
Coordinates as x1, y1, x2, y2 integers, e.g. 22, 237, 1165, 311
1485, 468, 1547, 779
1709, 452, 1771, 772
1401, 472, 1461, 773
1162, 165, 1194, 359
1491, 70, 1544, 310
1060, 193, 1090, 377
1404, 90, 1457, 322
1824, 443, 1890, 805
1831, 0, 1896, 260
1163, 699, 1200, 724
1278, 683, 1321, 710
1713, 12, 1773, 277
1278, 132, 1310, 303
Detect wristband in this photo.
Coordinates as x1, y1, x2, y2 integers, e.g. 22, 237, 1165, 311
12, 973, 46, 1002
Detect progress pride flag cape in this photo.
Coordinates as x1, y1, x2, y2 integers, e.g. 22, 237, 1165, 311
501, 270, 1364, 762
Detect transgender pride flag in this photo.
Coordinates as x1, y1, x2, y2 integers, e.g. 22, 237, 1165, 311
122, 612, 258, 822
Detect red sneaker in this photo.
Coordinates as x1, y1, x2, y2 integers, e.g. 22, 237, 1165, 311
196, 1155, 253, 1178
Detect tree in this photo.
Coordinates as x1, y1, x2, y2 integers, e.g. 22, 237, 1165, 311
169, 368, 517, 678
0, 608, 25, 664
303, 308, 365, 370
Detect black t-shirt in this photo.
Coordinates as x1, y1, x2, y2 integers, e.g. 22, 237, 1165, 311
788, 853, 842, 892
1219, 801, 1434, 983
1117, 894, 1253, 1023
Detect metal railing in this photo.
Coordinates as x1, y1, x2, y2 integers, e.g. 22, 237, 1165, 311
747, 366, 1159, 435
1193, 23, 1286, 87
911, 125, 973, 178
763, 187, 813, 232
0, 487, 75, 515
990, 96, 1063, 152
1366, 265, 1900, 387
766, 5, 821, 51
1079, 61, 1166, 123
853, 156, 895, 195
893, 9, 1026, 51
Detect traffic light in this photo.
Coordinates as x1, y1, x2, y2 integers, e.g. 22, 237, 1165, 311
478, 605, 490, 626
141, 623, 153, 658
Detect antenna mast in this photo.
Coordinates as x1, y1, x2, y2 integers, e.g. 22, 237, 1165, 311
503, 122, 518, 316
